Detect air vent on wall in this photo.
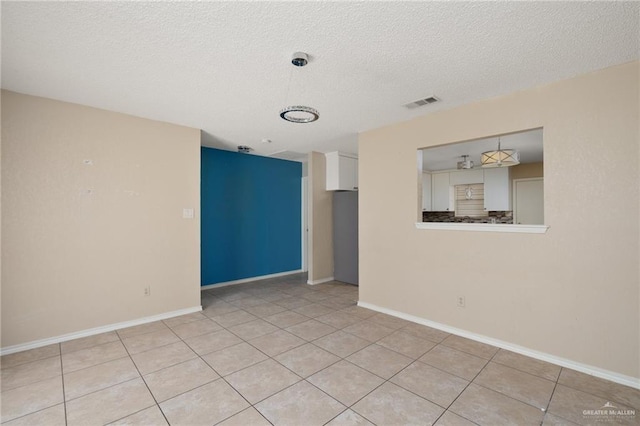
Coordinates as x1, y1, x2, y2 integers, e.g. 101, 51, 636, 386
404, 96, 439, 109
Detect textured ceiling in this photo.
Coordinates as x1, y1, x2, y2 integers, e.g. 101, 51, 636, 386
2, 2, 638, 157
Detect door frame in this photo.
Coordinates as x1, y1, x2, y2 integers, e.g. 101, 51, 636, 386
512, 177, 544, 225
301, 176, 308, 272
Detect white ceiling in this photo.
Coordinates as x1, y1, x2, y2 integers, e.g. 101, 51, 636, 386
422, 128, 543, 172
2, 2, 638, 158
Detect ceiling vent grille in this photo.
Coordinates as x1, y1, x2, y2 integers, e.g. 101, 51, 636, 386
404, 96, 439, 109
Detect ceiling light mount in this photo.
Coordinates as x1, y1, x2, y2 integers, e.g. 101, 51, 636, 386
280, 52, 319, 124
291, 52, 309, 67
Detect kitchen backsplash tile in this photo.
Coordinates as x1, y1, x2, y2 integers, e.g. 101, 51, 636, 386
422, 211, 513, 224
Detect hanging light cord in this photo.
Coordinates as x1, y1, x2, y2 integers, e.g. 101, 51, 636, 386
283, 65, 294, 106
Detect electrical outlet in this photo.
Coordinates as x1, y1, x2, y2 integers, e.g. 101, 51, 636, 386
144, 286, 151, 297
457, 296, 465, 307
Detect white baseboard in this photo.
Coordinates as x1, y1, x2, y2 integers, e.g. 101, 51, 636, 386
358, 301, 640, 390
201, 269, 304, 290
0, 306, 202, 356
307, 276, 335, 285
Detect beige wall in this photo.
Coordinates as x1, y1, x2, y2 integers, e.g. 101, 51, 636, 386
511, 162, 544, 181
359, 62, 639, 379
1, 91, 201, 348
307, 152, 333, 282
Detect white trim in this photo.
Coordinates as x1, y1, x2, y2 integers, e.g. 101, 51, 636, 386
201, 269, 303, 290
307, 276, 335, 285
358, 301, 640, 390
301, 176, 308, 273
416, 222, 549, 234
0, 306, 202, 356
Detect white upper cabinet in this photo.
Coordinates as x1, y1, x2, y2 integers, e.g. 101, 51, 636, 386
326, 152, 358, 191
431, 172, 451, 211
483, 168, 511, 211
422, 173, 432, 211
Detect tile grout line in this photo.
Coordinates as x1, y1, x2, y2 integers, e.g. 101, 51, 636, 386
301, 327, 432, 425
539, 370, 562, 426
413, 344, 482, 381
100, 328, 325, 423
0, 362, 62, 394
114, 324, 170, 425
226, 329, 356, 423
57, 343, 69, 426
435, 344, 502, 425
58, 332, 167, 423
467, 370, 562, 415
489, 356, 561, 382
3, 344, 68, 425
172, 313, 279, 425
0, 353, 61, 372
392, 356, 486, 425
0, 343, 67, 425
554, 370, 638, 410
386, 358, 455, 418
200, 289, 363, 424
60, 354, 131, 378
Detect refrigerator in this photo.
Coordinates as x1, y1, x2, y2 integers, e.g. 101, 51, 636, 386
333, 191, 358, 285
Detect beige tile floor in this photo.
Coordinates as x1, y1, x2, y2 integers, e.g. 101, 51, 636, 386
1, 273, 638, 425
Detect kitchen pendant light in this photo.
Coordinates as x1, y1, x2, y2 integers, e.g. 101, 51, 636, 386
457, 155, 474, 169
481, 137, 520, 168
280, 52, 319, 123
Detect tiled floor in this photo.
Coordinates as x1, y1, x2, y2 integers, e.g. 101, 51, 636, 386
1, 273, 638, 425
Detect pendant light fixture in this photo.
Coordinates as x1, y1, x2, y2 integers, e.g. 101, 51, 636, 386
457, 155, 474, 169
481, 137, 520, 167
279, 52, 320, 123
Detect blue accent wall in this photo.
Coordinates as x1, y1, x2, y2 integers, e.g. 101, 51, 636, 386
201, 148, 302, 285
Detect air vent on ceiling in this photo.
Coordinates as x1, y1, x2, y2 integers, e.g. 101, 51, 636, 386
237, 145, 253, 153
404, 96, 439, 109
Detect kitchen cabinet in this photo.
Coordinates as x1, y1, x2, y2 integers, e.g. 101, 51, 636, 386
422, 173, 432, 211
326, 152, 358, 191
483, 168, 511, 211
431, 172, 451, 211
449, 169, 484, 185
